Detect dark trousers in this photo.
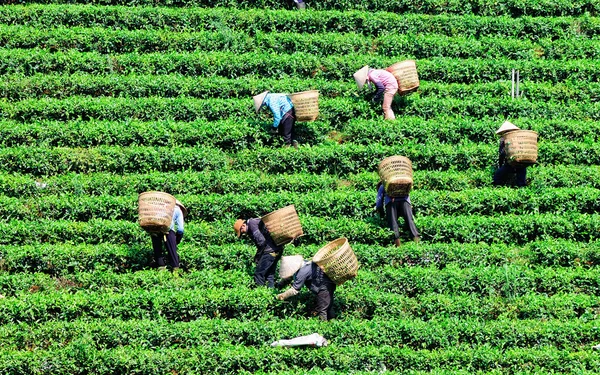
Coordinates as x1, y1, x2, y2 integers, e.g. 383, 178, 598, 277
314, 286, 336, 321
493, 164, 527, 187
151, 230, 180, 268
254, 251, 281, 288
278, 109, 296, 145
386, 201, 419, 240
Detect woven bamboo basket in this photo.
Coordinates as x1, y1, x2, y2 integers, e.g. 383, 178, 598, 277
386, 60, 419, 95
138, 191, 176, 234
378, 156, 413, 197
261, 205, 304, 246
288, 90, 319, 122
313, 238, 358, 285
504, 130, 538, 166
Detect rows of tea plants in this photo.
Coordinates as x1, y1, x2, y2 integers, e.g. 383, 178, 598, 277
1, 1, 599, 374
1, 186, 600, 221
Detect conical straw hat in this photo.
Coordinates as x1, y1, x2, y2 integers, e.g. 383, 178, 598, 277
279, 255, 304, 279
353, 65, 369, 90
253, 91, 269, 113
175, 200, 187, 218
496, 121, 520, 135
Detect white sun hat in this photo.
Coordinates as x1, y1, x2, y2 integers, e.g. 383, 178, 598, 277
495, 121, 520, 135
252, 91, 269, 113
279, 255, 304, 279
353, 65, 369, 90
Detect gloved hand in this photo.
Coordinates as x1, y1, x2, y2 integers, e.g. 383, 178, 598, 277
276, 287, 299, 301
292, 237, 301, 247
176, 232, 183, 244
269, 127, 278, 135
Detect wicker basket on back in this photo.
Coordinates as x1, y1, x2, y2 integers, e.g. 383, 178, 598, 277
138, 191, 176, 234
288, 90, 319, 122
504, 130, 538, 166
378, 156, 413, 197
386, 60, 419, 95
313, 238, 358, 285
261, 205, 304, 246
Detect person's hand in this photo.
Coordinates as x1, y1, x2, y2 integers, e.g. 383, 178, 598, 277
292, 237, 301, 247
269, 127, 278, 135
276, 288, 298, 301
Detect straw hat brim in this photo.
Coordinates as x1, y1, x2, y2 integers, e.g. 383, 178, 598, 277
233, 219, 244, 238
253, 91, 269, 113
175, 200, 188, 218
353, 66, 369, 90
496, 121, 520, 135
279, 255, 304, 279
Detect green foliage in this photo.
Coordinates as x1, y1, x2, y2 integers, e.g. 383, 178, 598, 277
1, 1, 600, 373
0, 165, 598, 198
2, 24, 600, 60
6, 0, 600, 16
2, 5, 600, 40
0, 186, 599, 222
3, 48, 600, 83
1, 213, 600, 247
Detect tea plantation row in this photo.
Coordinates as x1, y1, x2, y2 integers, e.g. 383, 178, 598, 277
1, 213, 600, 245
3, 49, 600, 83
10, 0, 600, 17
3, 143, 600, 176
1, 116, 599, 146
3, 5, 600, 39
1, 187, 599, 221
1, 1, 599, 374
4, 25, 600, 60
1, 166, 599, 196
2, 239, 599, 273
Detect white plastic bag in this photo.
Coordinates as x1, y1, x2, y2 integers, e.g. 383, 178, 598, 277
270, 333, 328, 348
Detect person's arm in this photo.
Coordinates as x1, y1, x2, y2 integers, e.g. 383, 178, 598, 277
175, 209, 184, 233
276, 287, 298, 300
498, 138, 506, 167
275, 276, 293, 289
171, 208, 184, 244
277, 265, 308, 300
290, 265, 308, 291
248, 219, 266, 249
267, 96, 284, 128
376, 185, 384, 209
375, 184, 385, 218
372, 81, 385, 103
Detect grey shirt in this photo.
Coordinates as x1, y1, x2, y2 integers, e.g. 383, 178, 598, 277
246, 218, 283, 257
292, 261, 336, 294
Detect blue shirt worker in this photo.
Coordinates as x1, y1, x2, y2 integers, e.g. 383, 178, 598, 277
276, 255, 336, 321
151, 200, 186, 275
376, 182, 419, 247
234, 218, 284, 288
253, 91, 298, 148
493, 121, 527, 187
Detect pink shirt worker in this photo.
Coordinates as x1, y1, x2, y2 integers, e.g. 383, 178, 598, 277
353, 65, 399, 120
